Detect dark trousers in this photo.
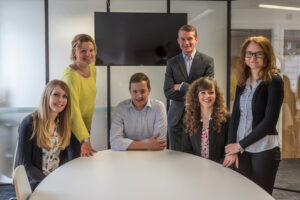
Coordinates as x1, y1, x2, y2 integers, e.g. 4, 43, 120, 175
234, 147, 281, 194
68, 133, 81, 160
168, 119, 184, 151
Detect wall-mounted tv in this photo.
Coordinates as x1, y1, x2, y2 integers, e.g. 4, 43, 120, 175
94, 12, 187, 66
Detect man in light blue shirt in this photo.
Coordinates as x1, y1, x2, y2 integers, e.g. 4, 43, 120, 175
110, 72, 167, 151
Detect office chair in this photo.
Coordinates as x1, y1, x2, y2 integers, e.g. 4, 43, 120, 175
8, 140, 19, 200
12, 141, 18, 177
13, 165, 32, 200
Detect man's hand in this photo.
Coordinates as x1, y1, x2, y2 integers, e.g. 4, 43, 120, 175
147, 133, 167, 150
81, 140, 97, 157
173, 84, 181, 91
222, 154, 239, 168
225, 143, 243, 156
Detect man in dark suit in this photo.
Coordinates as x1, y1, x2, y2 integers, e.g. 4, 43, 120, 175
164, 25, 214, 151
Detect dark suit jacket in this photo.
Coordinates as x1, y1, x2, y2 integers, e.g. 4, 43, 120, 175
17, 114, 70, 190
164, 51, 214, 127
228, 74, 284, 149
182, 115, 230, 163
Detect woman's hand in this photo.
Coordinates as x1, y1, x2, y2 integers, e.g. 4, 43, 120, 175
222, 154, 239, 168
225, 143, 243, 156
81, 141, 97, 157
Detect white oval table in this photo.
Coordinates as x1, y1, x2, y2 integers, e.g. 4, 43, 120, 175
30, 150, 274, 200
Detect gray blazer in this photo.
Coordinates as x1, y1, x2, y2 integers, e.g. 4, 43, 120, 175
163, 51, 214, 127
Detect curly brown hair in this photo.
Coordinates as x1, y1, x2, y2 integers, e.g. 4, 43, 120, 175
184, 77, 227, 136
238, 36, 280, 86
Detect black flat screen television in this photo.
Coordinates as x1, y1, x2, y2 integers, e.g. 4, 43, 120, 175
94, 12, 187, 65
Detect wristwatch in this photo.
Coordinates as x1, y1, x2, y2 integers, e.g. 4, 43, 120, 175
81, 137, 90, 144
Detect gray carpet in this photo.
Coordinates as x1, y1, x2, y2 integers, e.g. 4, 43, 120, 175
0, 184, 15, 200
273, 159, 300, 200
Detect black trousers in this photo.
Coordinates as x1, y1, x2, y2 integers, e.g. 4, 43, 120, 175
68, 133, 81, 160
168, 119, 184, 151
234, 147, 281, 194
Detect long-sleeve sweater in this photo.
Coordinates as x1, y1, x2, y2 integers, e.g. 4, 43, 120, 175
61, 64, 97, 142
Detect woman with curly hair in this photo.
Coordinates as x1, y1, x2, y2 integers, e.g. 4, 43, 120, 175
223, 36, 283, 194
182, 77, 229, 163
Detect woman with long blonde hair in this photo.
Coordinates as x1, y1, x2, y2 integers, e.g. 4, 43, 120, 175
17, 80, 71, 190
183, 77, 229, 163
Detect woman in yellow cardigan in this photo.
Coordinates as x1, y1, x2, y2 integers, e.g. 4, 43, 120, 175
61, 34, 97, 158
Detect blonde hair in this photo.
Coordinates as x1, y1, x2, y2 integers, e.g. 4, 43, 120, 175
185, 77, 227, 135
71, 34, 97, 62
31, 80, 71, 150
238, 36, 280, 86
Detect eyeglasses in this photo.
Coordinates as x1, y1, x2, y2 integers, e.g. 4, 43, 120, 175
245, 51, 264, 58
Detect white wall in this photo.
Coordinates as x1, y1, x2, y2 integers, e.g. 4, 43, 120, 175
0, 0, 45, 107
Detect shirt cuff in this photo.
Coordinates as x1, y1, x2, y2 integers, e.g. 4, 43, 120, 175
238, 143, 244, 154
178, 82, 184, 91
111, 138, 133, 151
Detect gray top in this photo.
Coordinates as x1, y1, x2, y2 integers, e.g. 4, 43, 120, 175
237, 78, 279, 153
110, 98, 167, 151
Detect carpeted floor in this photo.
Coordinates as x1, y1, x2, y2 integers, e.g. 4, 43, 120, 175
0, 184, 15, 200
1, 159, 300, 200
273, 159, 300, 200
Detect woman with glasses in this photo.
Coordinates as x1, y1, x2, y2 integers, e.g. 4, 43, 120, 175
182, 77, 230, 163
17, 80, 71, 190
222, 36, 283, 194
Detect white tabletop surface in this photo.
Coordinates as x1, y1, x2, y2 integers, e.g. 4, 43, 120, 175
30, 150, 274, 200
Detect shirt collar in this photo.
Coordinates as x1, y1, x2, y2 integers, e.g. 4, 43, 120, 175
129, 98, 152, 111
245, 78, 262, 89
182, 49, 196, 61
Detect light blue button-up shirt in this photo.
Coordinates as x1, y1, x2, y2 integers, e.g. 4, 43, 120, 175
110, 98, 167, 151
182, 49, 196, 76
237, 78, 279, 153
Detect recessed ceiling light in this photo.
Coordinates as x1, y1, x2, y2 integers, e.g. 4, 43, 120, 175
259, 4, 300, 11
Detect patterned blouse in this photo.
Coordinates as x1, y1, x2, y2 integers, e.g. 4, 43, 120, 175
200, 126, 209, 159
200, 116, 211, 159
42, 129, 61, 176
